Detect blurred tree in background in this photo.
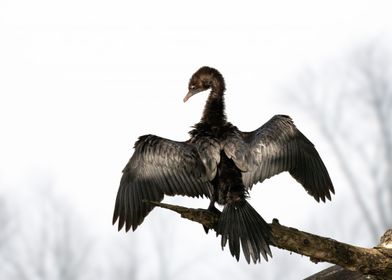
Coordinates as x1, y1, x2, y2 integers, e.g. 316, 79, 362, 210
1, 42, 391, 280
288, 43, 392, 241
0, 187, 94, 280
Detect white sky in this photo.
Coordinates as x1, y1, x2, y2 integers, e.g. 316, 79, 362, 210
1, 0, 391, 278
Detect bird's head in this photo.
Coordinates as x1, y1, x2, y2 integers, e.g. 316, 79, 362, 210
183, 66, 225, 102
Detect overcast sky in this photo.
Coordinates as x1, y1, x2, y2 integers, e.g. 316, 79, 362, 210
1, 1, 391, 279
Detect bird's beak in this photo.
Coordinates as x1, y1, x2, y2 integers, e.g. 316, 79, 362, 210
183, 89, 205, 103
183, 91, 195, 102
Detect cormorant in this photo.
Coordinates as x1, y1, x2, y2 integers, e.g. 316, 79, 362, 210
113, 66, 334, 263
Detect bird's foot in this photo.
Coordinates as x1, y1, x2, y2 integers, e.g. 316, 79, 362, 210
203, 204, 221, 234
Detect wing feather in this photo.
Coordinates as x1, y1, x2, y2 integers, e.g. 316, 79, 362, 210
224, 115, 334, 202
113, 134, 213, 231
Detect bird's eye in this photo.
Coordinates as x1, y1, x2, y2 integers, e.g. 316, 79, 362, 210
190, 85, 196, 90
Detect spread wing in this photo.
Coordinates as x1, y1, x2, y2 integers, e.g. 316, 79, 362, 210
224, 115, 334, 202
113, 134, 214, 232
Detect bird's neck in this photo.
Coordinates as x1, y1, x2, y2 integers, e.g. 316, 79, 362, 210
201, 85, 227, 126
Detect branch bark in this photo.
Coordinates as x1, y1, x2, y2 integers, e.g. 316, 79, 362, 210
146, 201, 392, 280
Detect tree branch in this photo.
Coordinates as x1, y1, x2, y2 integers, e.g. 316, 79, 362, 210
304, 265, 376, 280
146, 201, 392, 280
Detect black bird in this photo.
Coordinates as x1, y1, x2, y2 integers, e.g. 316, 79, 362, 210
113, 66, 334, 264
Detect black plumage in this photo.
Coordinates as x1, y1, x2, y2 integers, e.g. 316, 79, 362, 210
113, 66, 335, 263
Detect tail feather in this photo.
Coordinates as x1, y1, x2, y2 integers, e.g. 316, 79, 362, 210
239, 207, 261, 263
216, 200, 272, 264
243, 205, 271, 261
237, 206, 255, 263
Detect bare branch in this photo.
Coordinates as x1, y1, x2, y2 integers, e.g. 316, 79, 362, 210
147, 201, 392, 280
